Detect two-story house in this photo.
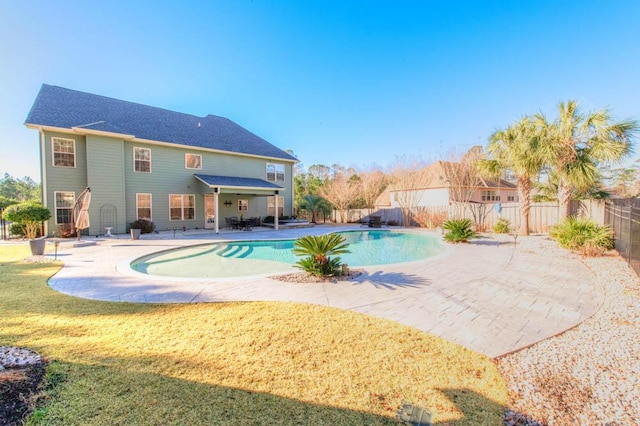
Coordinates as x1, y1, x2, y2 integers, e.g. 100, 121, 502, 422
25, 84, 297, 236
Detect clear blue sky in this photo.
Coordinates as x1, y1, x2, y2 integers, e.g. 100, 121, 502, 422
1, 0, 639, 181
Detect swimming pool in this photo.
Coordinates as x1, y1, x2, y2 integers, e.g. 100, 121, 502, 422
130, 230, 444, 279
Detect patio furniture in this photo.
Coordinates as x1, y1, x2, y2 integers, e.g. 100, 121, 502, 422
370, 216, 382, 228
225, 217, 239, 230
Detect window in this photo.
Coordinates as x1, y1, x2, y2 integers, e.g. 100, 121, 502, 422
169, 194, 195, 220
134, 147, 151, 173
266, 163, 285, 182
55, 192, 75, 224
507, 193, 515, 202
481, 190, 500, 202
185, 153, 202, 169
268, 195, 284, 217
136, 193, 152, 221
238, 199, 248, 212
52, 138, 75, 167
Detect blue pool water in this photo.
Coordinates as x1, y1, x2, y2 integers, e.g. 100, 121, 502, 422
130, 230, 443, 278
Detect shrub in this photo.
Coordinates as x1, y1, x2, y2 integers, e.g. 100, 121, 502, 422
413, 209, 448, 229
2, 202, 50, 239
292, 233, 350, 277
442, 218, 478, 243
549, 217, 613, 256
9, 222, 25, 237
493, 218, 511, 234
130, 219, 155, 234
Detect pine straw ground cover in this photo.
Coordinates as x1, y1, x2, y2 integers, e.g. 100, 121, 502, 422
0, 245, 507, 425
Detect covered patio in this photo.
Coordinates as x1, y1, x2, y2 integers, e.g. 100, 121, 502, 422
195, 174, 285, 233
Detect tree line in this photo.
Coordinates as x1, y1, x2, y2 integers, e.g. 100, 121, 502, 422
296, 100, 639, 235
0, 173, 41, 210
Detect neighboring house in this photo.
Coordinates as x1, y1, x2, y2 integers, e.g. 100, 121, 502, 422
25, 84, 297, 236
376, 161, 518, 209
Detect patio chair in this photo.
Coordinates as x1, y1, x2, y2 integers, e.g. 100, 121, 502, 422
225, 217, 239, 230
370, 216, 382, 228
360, 218, 370, 227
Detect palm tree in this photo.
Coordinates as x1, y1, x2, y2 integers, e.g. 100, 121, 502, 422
537, 100, 638, 218
481, 116, 544, 236
298, 194, 330, 224
292, 233, 350, 277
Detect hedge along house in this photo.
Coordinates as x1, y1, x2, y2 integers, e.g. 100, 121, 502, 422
25, 84, 297, 237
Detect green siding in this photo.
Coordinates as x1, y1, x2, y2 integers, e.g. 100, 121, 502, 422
122, 142, 293, 232
41, 131, 87, 236
86, 135, 126, 235
40, 131, 293, 235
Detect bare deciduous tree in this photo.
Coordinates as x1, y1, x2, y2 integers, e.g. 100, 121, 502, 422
358, 168, 387, 215
389, 157, 432, 227
440, 146, 485, 218
320, 169, 360, 223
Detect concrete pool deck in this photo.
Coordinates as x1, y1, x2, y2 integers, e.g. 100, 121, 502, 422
43, 225, 601, 358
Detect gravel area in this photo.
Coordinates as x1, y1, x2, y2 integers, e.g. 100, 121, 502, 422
497, 237, 640, 425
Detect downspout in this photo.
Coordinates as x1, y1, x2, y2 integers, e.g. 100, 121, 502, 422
274, 191, 279, 231
39, 129, 48, 236
214, 187, 219, 234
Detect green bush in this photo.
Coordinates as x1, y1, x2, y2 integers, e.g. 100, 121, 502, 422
442, 218, 478, 243
9, 222, 25, 237
2, 202, 50, 239
549, 217, 613, 256
292, 233, 350, 277
130, 219, 156, 234
493, 218, 511, 234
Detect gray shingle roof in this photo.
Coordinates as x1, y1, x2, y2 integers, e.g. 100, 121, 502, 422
25, 84, 297, 161
194, 174, 284, 190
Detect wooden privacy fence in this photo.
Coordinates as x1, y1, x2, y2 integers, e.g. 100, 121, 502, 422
339, 200, 606, 234
605, 201, 640, 277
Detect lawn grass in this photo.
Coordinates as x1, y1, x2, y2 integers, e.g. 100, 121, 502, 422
0, 244, 508, 425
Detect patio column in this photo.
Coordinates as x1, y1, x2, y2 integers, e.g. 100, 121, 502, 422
214, 187, 219, 234
274, 190, 279, 231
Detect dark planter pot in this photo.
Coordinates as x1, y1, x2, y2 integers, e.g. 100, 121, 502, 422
29, 237, 46, 256
130, 229, 141, 240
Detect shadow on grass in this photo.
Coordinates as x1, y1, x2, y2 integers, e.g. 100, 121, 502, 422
28, 360, 538, 426
32, 361, 400, 425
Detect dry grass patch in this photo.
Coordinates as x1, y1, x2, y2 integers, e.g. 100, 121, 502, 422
0, 245, 508, 425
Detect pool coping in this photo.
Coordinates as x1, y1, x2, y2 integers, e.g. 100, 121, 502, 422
45, 225, 602, 358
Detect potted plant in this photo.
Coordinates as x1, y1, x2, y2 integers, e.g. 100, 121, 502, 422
2, 202, 51, 255
129, 219, 155, 240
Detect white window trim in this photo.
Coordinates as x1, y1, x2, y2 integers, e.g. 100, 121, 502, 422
268, 195, 285, 216
169, 194, 196, 221
185, 153, 202, 170
266, 163, 285, 182
54, 191, 75, 225
134, 147, 152, 173
136, 193, 152, 221
51, 137, 76, 168
238, 199, 248, 212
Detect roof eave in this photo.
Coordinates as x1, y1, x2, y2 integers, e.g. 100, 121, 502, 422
194, 175, 284, 192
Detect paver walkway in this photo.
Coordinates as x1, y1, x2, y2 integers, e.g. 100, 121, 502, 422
45, 226, 601, 358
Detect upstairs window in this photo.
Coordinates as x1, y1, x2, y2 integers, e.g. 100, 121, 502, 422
266, 163, 285, 182
52, 138, 76, 167
185, 153, 202, 169
134, 147, 151, 173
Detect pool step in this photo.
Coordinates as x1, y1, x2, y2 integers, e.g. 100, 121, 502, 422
216, 244, 254, 259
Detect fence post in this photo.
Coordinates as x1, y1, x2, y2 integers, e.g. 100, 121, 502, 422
628, 206, 633, 266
